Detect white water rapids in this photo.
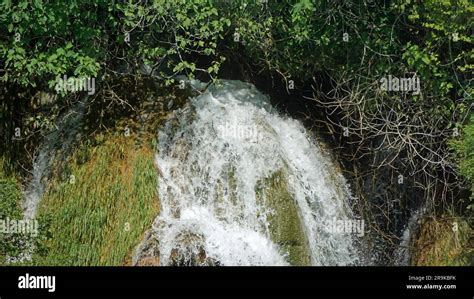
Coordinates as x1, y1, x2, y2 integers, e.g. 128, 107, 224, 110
148, 80, 362, 266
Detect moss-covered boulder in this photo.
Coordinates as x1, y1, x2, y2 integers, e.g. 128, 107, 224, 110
256, 170, 311, 266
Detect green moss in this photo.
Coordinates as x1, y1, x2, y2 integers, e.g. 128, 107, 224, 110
33, 135, 160, 266
256, 170, 311, 266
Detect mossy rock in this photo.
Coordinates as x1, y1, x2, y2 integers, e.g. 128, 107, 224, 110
256, 170, 311, 266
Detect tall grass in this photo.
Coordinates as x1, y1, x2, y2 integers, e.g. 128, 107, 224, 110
411, 216, 473, 266
33, 135, 160, 266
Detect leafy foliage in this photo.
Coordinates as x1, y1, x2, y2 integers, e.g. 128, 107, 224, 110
451, 116, 474, 204
0, 159, 24, 265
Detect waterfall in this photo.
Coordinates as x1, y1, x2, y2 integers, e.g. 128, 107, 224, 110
23, 97, 88, 219
143, 80, 362, 266
393, 205, 427, 265
8, 97, 89, 264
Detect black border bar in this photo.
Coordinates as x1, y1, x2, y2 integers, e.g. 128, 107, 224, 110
0, 266, 472, 298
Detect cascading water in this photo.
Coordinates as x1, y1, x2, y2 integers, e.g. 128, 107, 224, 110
393, 205, 427, 265
144, 80, 362, 266
8, 96, 89, 263
23, 97, 89, 219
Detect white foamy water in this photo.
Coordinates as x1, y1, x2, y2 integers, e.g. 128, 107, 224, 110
393, 205, 427, 265
150, 80, 360, 266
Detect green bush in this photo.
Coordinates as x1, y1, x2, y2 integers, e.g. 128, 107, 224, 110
451, 115, 474, 209
0, 159, 23, 265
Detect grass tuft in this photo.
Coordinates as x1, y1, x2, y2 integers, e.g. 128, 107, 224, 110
411, 216, 473, 266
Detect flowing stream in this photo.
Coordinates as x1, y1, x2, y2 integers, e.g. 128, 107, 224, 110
144, 80, 363, 266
